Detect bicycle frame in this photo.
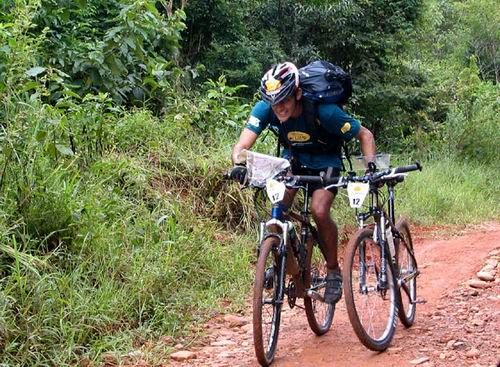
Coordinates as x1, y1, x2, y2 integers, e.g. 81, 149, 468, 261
354, 178, 418, 298
257, 183, 323, 300
250, 179, 335, 365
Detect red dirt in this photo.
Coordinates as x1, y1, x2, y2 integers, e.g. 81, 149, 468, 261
142, 222, 500, 367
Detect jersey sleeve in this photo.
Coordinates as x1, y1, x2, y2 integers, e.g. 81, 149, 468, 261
317, 104, 361, 141
244, 100, 272, 135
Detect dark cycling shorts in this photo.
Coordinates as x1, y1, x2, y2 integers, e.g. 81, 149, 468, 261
292, 167, 341, 196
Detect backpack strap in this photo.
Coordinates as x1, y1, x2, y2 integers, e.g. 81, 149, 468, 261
302, 98, 351, 172
269, 98, 352, 172
302, 97, 318, 131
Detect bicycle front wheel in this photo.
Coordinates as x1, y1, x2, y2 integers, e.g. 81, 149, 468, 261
343, 227, 397, 351
253, 236, 283, 366
396, 218, 417, 327
304, 235, 335, 335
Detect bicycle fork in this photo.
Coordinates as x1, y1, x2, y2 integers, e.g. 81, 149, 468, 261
258, 218, 297, 307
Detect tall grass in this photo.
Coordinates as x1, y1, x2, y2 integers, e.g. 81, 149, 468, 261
0, 80, 255, 365
397, 158, 499, 225
0, 153, 254, 366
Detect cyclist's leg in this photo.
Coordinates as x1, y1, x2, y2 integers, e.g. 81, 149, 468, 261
310, 189, 342, 304
281, 187, 298, 210
310, 189, 337, 269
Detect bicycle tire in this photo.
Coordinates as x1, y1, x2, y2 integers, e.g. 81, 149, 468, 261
253, 236, 283, 366
304, 234, 335, 335
343, 227, 397, 351
395, 218, 417, 327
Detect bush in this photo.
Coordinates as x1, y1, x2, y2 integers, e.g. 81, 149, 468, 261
432, 61, 499, 164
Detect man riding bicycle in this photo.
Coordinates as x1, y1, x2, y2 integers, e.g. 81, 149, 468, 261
230, 62, 377, 304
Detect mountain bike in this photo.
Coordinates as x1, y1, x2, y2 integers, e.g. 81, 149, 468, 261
336, 159, 423, 351
227, 151, 337, 366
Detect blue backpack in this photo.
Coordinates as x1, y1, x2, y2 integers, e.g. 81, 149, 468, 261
299, 60, 352, 105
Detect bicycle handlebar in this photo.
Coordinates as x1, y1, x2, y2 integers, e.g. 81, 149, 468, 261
223, 161, 423, 188
393, 161, 422, 174
286, 161, 423, 188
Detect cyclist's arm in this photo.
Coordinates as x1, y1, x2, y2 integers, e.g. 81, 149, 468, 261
356, 126, 376, 164
232, 128, 259, 164
319, 104, 376, 165
232, 101, 272, 164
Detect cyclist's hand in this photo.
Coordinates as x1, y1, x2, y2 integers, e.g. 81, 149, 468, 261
230, 165, 247, 185
365, 161, 377, 175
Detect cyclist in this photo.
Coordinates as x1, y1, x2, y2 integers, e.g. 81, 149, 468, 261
230, 62, 377, 304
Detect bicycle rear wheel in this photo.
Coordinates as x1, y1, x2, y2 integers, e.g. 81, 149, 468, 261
253, 236, 283, 366
304, 234, 335, 335
395, 218, 417, 327
343, 227, 397, 351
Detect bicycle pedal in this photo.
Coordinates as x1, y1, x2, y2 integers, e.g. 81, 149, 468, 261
412, 298, 427, 304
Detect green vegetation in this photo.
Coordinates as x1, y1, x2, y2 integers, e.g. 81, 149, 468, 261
0, 0, 498, 365
398, 159, 500, 225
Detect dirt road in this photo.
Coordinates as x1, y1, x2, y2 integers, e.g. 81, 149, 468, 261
167, 222, 500, 367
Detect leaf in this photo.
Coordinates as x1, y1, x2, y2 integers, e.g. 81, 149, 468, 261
156, 215, 169, 225
2, 145, 12, 157
105, 26, 123, 41
62, 89, 81, 99
35, 130, 47, 142
0, 45, 10, 54
45, 143, 57, 159
20, 81, 40, 93
124, 37, 136, 50
55, 145, 74, 156
25, 66, 46, 77
54, 69, 70, 78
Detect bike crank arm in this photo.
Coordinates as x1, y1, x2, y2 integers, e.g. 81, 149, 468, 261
306, 279, 327, 302
397, 269, 420, 287
410, 298, 427, 305
263, 298, 284, 305
306, 289, 325, 303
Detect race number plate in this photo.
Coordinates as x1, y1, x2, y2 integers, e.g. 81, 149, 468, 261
347, 182, 369, 208
266, 179, 286, 204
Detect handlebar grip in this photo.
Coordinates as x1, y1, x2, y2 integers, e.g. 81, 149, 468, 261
394, 161, 423, 174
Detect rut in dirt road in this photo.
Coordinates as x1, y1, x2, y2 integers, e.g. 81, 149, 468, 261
164, 223, 500, 367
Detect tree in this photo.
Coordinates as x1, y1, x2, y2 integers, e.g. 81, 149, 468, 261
30, 0, 187, 108
458, 0, 499, 83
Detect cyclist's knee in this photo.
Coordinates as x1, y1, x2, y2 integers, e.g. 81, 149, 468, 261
311, 206, 331, 222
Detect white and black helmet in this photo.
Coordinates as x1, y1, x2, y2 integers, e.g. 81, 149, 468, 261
259, 62, 299, 105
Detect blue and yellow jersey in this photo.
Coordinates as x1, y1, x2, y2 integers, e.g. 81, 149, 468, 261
245, 100, 361, 170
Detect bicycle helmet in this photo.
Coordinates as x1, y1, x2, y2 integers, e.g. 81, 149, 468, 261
260, 62, 299, 105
